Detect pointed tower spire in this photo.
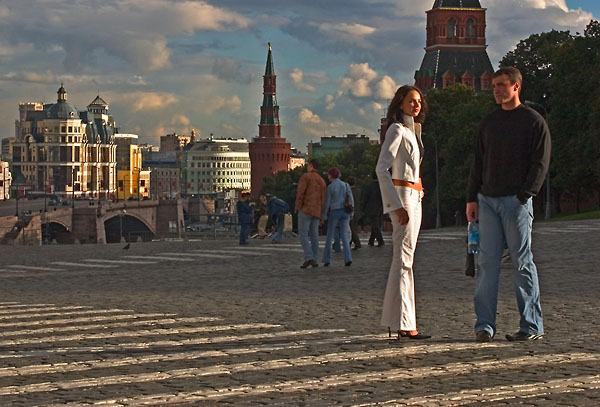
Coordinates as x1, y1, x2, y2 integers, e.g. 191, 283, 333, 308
265, 42, 275, 76
249, 43, 291, 198
260, 42, 279, 127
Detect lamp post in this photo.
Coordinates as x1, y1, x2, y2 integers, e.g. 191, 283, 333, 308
524, 100, 551, 220
424, 132, 442, 228
72, 167, 76, 209
119, 209, 127, 243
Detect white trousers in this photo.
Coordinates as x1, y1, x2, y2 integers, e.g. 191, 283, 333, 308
380, 187, 422, 332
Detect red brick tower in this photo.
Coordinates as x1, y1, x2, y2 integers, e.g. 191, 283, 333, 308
249, 43, 291, 197
415, 0, 493, 92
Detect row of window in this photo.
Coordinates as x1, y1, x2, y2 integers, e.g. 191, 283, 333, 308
189, 162, 250, 168
191, 155, 249, 161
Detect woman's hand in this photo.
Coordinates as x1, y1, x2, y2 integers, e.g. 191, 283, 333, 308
394, 207, 409, 225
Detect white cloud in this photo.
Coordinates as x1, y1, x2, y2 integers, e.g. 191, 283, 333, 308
340, 63, 378, 97
375, 75, 398, 100
1, 0, 251, 71
119, 92, 179, 112
196, 95, 242, 115
298, 108, 321, 123
325, 94, 336, 110
289, 68, 316, 92
318, 22, 376, 46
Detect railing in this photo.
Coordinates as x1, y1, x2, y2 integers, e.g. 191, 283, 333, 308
184, 213, 238, 239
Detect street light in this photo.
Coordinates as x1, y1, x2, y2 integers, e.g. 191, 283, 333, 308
72, 167, 76, 209
119, 209, 127, 243
524, 100, 551, 220
424, 132, 442, 228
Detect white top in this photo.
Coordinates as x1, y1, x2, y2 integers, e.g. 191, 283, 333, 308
375, 115, 423, 214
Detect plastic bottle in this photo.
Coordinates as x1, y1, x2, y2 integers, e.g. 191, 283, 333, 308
467, 221, 479, 254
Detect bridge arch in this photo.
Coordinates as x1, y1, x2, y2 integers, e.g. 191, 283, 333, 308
103, 213, 155, 243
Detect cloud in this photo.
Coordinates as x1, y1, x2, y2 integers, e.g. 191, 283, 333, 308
1, 0, 251, 72
196, 95, 242, 115
325, 94, 336, 110
375, 75, 398, 100
289, 68, 316, 92
298, 108, 321, 123
317, 22, 376, 46
119, 92, 179, 112
340, 63, 378, 97
211, 57, 254, 84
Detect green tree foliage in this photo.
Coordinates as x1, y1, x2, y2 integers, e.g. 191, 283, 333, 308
421, 85, 495, 226
259, 142, 380, 211
547, 20, 600, 211
500, 29, 573, 106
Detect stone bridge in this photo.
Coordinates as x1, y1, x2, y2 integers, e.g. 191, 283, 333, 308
0, 199, 184, 245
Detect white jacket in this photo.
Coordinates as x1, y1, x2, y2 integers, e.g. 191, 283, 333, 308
375, 115, 424, 214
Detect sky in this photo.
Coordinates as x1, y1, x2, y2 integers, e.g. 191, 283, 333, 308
0, 0, 597, 153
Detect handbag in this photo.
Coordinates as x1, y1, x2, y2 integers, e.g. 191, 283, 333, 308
344, 185, 354, 213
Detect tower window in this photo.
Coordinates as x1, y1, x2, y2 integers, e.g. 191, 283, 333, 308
466, 19, 475, 38
447, 18, 457, 38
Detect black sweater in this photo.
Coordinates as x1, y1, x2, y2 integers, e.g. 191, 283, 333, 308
467, 104, 551, 203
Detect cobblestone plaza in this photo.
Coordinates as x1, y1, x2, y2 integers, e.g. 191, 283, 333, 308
1, 219, 599, 406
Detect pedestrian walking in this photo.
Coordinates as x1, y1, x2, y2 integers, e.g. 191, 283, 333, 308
256, 194, 268, 239
236, 191, 253, 245
361, 172, 385, 247
321, 168, 353, 267
267, 196, 290, 243
466, 67, 551, 343
348, 176, 362, 250
377, 85, 430, 340
295, 158, 326, 269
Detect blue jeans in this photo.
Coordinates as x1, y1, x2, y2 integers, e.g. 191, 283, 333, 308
298, 211, 320, 261
272, 213, 285, 242
475, 194, 543, 336
322, 209, 352, 264
239, 223, 250, 245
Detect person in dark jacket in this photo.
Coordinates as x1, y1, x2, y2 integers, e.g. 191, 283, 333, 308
236, 191, 254, 245
466, 67, 551, 343
361, 172, 384, 247
267, 196, 290, 243
347, 176, 362, 250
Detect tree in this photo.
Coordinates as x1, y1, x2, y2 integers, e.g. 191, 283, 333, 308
547, 20, 600, 211
422, 85, 495, 226
500, 29, 573, 107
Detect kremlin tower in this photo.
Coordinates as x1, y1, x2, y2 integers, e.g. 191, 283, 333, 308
249, 43, 291, 197
414, 0, 493, 92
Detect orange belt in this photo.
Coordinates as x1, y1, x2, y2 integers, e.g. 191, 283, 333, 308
393, 178, 423, 192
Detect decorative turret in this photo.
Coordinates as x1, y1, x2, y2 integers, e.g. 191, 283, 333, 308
415, 0, 493, 91
57, 83, 67, 102
249, 43, 291, 197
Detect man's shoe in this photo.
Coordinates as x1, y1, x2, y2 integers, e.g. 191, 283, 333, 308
505, 331, 543, 342
476, 330, 493, 342
377, 242, 385, 247
310, 259, 318, 268
345, 261, 352, 267
300, 260, 312, 269
367, 242, 374, 246
323, 262, 330, 267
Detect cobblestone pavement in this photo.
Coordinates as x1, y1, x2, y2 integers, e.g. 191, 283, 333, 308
0, 219, 599, 406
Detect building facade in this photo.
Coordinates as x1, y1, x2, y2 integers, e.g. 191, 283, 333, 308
248, 43, 291, 197
180, 138, 251, 196
114, 134, 149, 200
1, 137, 15, 161
144, 150, 179, 199
1, 161, 11, 200
11, 85, 117, 199
414, 0, 493, 92
308, 134, 374, 158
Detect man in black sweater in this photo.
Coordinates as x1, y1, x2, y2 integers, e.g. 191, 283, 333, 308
466, 67, 551, 343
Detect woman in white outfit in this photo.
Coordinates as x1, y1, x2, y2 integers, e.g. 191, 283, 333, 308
376, 85, 430, 340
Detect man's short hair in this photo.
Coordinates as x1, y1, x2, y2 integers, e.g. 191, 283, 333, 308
494, 67, 522, 85
309, 158, 320, 170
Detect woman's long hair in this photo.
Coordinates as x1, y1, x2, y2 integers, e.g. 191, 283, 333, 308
381, 85, 427, 144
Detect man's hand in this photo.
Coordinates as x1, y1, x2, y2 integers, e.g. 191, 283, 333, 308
466, 202, 478, 222
394, 207, 409, 225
